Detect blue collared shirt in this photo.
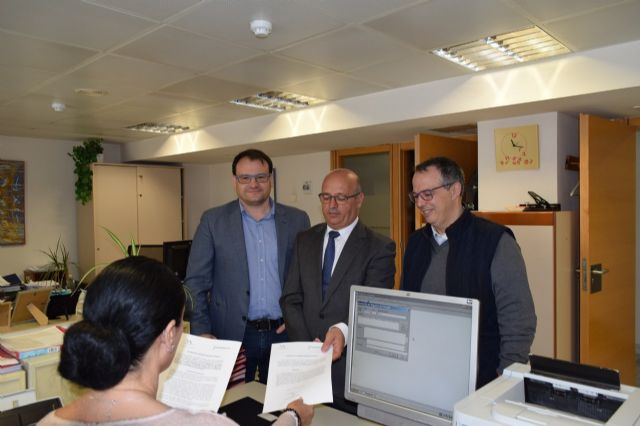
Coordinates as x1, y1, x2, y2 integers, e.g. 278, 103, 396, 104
240, 200, 281, 320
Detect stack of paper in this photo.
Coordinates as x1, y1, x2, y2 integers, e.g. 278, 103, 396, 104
0, 348, 21, 374
0, 325, 65, 360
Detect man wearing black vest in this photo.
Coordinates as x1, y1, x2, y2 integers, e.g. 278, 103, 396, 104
402, 156, 536, 388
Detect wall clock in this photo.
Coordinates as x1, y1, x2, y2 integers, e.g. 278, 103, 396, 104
494, 124, 539, 171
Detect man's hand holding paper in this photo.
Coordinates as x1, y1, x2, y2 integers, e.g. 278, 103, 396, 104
262, 342, 333, 413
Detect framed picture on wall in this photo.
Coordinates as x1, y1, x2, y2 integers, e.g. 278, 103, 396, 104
0, 159, 26, 245
494, 124, 540, 171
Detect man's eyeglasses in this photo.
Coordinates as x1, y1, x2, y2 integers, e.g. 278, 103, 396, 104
408, 182, 454, 203
318, 192, 361, 204
235, 173, 271, 184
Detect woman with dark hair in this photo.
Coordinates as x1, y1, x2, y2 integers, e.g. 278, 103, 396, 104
38, 256, 312, 426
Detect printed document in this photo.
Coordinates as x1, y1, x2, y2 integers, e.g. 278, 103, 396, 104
157, 334, 241, 412
262, 342, 333, 413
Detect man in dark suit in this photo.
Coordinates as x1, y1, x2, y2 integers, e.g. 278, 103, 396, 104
281, 168, 396, 414
185, 149, 310, 384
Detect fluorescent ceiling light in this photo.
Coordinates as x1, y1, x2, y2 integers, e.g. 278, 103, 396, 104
126, 122, 190, 134
432, 26, 570, 72
230, 91, 324, 112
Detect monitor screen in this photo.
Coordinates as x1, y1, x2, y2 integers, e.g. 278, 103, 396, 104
130, 244, 163, 263
162, 240, 192, 282
345, 286, 479, 426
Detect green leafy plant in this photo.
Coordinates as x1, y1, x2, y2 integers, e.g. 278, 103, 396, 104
40, 237, 76, 290
68, 137, 104, 204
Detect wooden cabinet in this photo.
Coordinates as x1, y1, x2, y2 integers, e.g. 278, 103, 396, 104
0, 370, 26, 395
474, 211, 578, 361
22, 353, 84, 404
77, 164, 183, 276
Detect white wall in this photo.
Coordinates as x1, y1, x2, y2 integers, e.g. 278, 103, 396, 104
0, 136, 117, 279
272, 151, 329, 226
0, 135, 76, 276
637, 130, 640, 353
183, 151, 330, 238
477, 112, 579, 211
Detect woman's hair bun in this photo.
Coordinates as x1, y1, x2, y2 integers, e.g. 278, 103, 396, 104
58, 320, 132, 390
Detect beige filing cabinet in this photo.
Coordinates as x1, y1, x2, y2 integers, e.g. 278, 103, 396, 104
77, 163, 183, 275
0, 370, 26, 395
22, 352, 84, 405
474, 211, 578, 361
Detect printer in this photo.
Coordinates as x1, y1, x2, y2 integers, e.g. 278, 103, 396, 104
454, 356, 640, 425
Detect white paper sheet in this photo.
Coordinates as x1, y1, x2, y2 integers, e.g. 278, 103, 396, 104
262, 342, 333, 413
157, 334, 241, 412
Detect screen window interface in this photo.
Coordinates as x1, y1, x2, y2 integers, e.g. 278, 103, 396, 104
350, 294, 473, 420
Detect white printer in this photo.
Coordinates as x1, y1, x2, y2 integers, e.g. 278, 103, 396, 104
454, 357, 640, 426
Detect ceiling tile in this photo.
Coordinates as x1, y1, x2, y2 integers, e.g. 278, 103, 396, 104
113, 93, 213, 116
298, 0, 421, 23
278, 26, 410, 72
159, 75, 263, 103
172, 0, 344, 51
0, 65, 55, 96
283, 74, 387, 101
162, 103, 272, 130
365, 0, 532, 50
116, 26, 260, 72
0, 0, 155, 50
0, 31, 97, 72
89, 0, 202, 22
211, 55, 330, 89
350, 51, 470, 88
510, 0, 623, 22
60, 54, 194, 91
0, 93, 90, 123
541, 2, 640, 51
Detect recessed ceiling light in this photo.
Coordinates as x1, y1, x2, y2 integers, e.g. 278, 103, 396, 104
432, 26, 571, 72
230, 91, 323, 112
126, 122, 190, 134
75, 88, 108, 97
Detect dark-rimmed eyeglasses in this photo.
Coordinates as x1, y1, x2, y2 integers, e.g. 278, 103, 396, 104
235, 173, 271, 184
408, 182, 454, 203
318, 192, 361, 204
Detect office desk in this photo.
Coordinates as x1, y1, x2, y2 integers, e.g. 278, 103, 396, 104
222, 382, 377, 426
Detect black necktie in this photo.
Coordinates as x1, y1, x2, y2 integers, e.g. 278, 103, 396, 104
322, 231, 340, 300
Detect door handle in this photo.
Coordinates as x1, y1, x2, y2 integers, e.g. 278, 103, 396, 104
590, 263, 608, 293
591, 266, 609, 275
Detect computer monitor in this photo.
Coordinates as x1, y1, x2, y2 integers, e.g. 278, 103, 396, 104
129, 244, 164, 263
345, 286, 479, 426
162, 240, 192, 282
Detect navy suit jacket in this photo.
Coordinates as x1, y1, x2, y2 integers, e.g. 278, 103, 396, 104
280, 220, 395, 402
185, 200, 310, 340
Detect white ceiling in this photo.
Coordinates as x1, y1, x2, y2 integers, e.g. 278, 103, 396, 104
1, 0, 640, 162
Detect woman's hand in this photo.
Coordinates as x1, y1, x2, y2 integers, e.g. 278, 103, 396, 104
286, 398, 314, 426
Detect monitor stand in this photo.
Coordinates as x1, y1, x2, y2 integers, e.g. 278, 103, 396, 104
357, 404, 451, 426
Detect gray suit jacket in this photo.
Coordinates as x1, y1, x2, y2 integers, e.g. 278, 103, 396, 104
185, 200, 310, 340
280, 221, 395, 403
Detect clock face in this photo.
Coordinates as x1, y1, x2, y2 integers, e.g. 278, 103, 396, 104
494, 125, 539, 171
501, 132, 527, 161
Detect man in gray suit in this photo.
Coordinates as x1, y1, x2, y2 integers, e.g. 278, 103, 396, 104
185, 149, 310, 384
281, 168, 396, 414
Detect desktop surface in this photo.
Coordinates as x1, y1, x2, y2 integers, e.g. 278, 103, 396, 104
222, 382, 375, 426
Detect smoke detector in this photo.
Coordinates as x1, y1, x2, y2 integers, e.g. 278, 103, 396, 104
250, 19, 272, 38
51, 101, 66, 112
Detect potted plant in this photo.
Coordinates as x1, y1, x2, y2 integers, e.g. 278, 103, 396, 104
68, 138, 103, 204
40, 237, 74, 289
39, 238, 84, 319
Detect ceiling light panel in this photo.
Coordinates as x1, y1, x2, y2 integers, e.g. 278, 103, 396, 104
230, 91, 324, 112
126, 122, 190, 134
432, 26, 571, 72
